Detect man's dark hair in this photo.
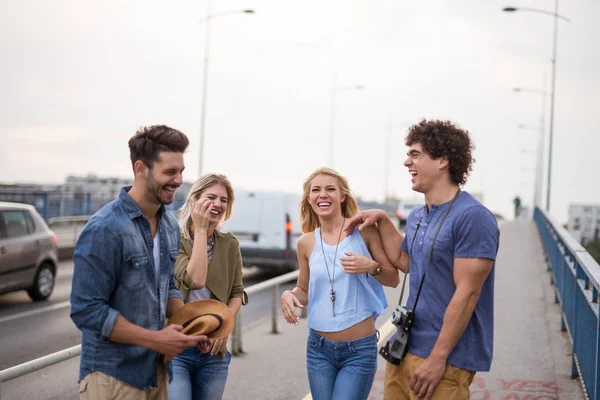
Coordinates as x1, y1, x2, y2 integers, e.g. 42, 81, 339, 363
128, 125, 189, 169
405, 119, 475, 186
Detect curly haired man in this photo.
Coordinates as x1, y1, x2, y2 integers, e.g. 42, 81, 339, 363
346, 119, 500, 400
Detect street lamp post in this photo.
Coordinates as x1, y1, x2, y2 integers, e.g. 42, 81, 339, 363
198, 2, 255, 176
517, 130, 541, 210
503, 3, 570, 212
328, 73, 363, 168
514, 84, 549, 208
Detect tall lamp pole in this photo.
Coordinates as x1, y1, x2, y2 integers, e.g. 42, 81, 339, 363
503, 3, 570, 212
514, 84, 549, 208
198, 2, 255, 176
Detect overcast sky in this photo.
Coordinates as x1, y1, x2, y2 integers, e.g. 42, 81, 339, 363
1, 0, 598, 223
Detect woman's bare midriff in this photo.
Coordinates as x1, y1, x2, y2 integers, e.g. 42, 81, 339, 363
316, 316, 375, 341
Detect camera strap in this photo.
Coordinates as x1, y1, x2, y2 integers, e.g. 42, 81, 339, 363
397, 189, 460, 308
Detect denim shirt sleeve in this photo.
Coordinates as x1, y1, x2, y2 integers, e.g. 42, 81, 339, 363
168, 272, 183, 301
70, 221, 122, 341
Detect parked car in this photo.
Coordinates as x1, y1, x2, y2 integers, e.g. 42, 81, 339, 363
0, 202, 59, 301
396, 199, 423, 230
219, 189, 302, 272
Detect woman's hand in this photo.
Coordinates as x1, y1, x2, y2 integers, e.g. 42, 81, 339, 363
191, 199, 214, 232
340, 252, 378, 275
210, 336, 228, 356
198, 338, 213, 354
281, 290, 303, 325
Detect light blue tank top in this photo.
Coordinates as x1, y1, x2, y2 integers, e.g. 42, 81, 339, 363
307, 227, 388, 332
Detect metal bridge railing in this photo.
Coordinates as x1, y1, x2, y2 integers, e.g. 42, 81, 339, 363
534, 206, 600, 400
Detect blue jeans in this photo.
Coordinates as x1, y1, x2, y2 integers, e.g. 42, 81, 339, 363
168, 346, 231, 400
306, 329, 378, 400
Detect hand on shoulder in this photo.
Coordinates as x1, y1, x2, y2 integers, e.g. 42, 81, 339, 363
344, 209, 386, 235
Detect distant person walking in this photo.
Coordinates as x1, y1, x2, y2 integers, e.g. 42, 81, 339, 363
281, 167, 400, 400
513, 195, 522, 219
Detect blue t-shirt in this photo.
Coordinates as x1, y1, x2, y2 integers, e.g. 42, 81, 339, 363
400, 191, 500, 372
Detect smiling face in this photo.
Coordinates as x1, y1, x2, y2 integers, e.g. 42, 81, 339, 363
308, 174, 346, 219
142, 151, 185, 205
403, 142, 448, 194
195, 183, 229, 223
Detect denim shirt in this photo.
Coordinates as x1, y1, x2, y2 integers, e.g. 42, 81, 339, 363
70, 186, 183, 389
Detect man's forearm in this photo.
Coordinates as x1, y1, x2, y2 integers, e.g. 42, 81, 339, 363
109, 315, 158, 351
429, 288, 479, 361
377, 212, 404, 267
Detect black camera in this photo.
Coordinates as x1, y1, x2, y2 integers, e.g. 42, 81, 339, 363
379, 306, 414, 365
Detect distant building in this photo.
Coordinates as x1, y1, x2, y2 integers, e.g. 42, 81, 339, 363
568, 204, 600, 246
63, 174, 133, 198
63, 174, 192, 211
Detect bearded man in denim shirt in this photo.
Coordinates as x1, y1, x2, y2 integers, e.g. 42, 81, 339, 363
70, 125, 207, 400
346, 119, 500, 400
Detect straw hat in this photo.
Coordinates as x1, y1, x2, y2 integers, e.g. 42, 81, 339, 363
164, 299, 235, 362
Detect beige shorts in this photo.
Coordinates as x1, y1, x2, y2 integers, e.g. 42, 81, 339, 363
79, 364, 168, 400
384, 352, 476, 400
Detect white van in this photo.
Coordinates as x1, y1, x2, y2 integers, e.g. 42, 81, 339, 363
219, 189, 303, 272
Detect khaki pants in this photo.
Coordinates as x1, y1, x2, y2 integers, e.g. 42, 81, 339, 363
79, 364, 168, 400
384, 353, 475, 400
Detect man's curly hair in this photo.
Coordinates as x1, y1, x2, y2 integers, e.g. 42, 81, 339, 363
405, 119, 475, 186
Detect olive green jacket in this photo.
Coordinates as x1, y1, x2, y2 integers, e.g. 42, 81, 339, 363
173, 230, 247, 305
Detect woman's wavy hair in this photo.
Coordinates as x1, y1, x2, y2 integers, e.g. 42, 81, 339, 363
300, 167, 359, 233
178, 174, 235, 241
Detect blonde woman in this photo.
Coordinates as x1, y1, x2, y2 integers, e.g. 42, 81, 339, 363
281, 167, 401, 400
169, 173, 246, 400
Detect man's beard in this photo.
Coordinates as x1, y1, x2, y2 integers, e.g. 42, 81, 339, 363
146, 170, 177, 205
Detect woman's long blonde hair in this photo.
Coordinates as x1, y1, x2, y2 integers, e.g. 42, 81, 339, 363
300, 167, 359, 233
178, 173, 235, 241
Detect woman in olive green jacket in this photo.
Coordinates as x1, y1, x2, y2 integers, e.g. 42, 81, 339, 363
169, 173, 246, 400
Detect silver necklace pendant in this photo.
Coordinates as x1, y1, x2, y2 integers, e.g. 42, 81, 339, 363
320, 219, 344, 319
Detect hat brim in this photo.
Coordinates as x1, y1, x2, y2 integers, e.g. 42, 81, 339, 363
164, 299, 235, 362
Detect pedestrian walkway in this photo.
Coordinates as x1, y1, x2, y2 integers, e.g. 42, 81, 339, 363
461, 220, 584, 400
226, 221, 585, 400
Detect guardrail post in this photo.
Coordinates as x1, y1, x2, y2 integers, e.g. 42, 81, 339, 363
231, 312, 243, 356
42, 192, 49, 220
86, 193, 92, 215
300, 305, 307, 319
272, 285, 279, 334
596, 313, 599, 400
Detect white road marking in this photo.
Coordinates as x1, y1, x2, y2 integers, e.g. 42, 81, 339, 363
0, 300, 71, 324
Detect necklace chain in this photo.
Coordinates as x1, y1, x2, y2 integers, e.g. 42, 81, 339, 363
320, 218, 345, 317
